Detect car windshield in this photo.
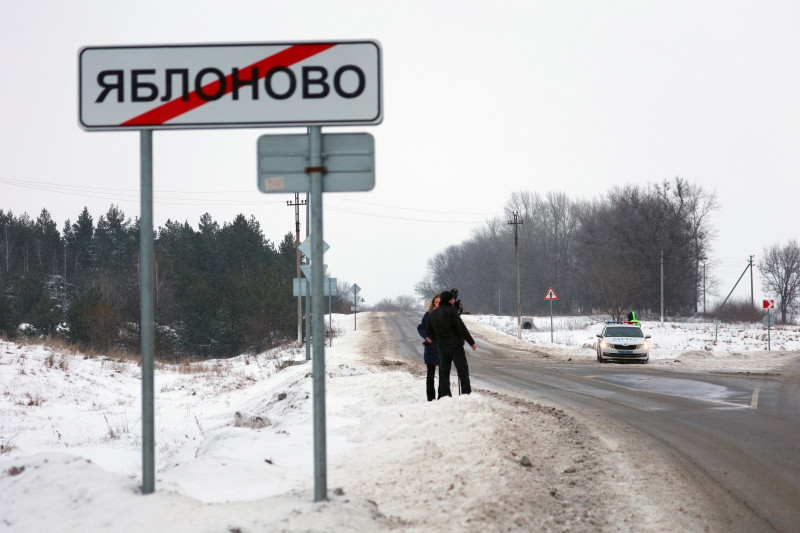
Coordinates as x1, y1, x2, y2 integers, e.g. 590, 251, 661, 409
604, 326, 643, 338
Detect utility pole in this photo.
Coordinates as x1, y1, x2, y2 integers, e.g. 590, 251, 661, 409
720, 257, 755, 310
749, 254, 754, 308
287, 194, 306, 344
508, 212, 523, 338
660, 249, 664, 323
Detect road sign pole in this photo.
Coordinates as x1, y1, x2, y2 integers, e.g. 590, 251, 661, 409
304, 193, 311, 362
544, 288, 558, 342
139, 130, 155, 495
309, 126, 327, 502
768, 310, 771, 351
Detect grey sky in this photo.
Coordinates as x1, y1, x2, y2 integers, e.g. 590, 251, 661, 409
2, 1, 798, 306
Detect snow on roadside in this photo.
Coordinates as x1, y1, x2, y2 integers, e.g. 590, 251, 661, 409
467, 314, 800, 373
1, 313, 642, 532
4, 312, 796, 532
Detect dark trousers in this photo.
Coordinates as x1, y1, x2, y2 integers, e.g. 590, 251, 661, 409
438, 344, 471, 398
426, 364, 438, 401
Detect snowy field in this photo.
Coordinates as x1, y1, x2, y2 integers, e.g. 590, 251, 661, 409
2, 313, 798, 532
469, 314, 800, 372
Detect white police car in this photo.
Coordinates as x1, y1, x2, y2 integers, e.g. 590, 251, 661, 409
596, 322, 651, 363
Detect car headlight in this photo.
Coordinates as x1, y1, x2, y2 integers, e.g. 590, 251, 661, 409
642, 341, 649, 350
600, 340, 609, 348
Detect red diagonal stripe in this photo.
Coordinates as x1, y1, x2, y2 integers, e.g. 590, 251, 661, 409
122, 43, 337, 126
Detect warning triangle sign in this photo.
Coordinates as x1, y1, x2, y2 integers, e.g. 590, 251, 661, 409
544, 287, 558, 300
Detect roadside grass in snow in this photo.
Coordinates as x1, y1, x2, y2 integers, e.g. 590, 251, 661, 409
0, 336, 305, 467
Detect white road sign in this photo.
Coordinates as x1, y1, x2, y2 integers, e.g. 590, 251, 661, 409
258, 133, 375, 193
300, 264, 327, 279
298, 235, 329, 257
293, 278, 336, 297
79, 41, 382, 130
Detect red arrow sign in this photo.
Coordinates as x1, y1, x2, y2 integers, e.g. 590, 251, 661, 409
763, 299, 775, 309
544, 287, 558, 300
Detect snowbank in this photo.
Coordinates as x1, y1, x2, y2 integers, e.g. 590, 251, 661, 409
468, 314, 800, 373
2, 312, 797, 531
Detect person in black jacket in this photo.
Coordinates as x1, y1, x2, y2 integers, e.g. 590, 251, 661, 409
417, 294, 442, 401
424, 290, 477, 397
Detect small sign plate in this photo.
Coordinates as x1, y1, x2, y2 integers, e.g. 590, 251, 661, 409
294, 278, 336, 297
258, 133, 375, 193
298, 235, 330, 257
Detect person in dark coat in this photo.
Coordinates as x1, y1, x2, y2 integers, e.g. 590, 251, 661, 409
417, 294, 441, 401
424, 290, 477, 397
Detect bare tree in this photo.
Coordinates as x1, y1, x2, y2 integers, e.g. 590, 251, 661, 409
682, 180, 719, 313
758, 240, 800, 323
395, 295, 422, 311
414, 277, 438, 302
600, 263, 640, 320
370, 296, 420, 312
653, 177, 718, 314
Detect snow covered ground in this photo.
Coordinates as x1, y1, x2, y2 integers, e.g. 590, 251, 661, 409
1, 313, 798, 532
468, 314, 800, 373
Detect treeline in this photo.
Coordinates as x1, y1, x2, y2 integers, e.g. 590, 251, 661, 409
416, 177, 718, 319
0, 205, 349, 358
370, 295, 421, 312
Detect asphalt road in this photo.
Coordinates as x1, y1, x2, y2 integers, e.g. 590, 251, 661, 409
385, 311, 800, 532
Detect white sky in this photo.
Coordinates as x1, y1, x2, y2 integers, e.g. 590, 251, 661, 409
2, 1, 799, 304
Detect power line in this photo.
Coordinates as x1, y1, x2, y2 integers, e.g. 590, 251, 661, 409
1, 177, 493, 222
0, 178, 285, 206
325, 204, 485, 224
328, 193, 496, 216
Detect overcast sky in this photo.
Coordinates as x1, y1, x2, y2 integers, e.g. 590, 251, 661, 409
2, 1, 798, 306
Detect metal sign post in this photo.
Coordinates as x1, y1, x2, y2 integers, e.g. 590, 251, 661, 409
350, 283, 361, 330
139, 130, 155, 495
762, 300, 776, 351
307, 127, 327, 502
762, 311, 775, 350
326, 278, 337, 347
544, 287, 558, 343
304, 197, 310, 362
